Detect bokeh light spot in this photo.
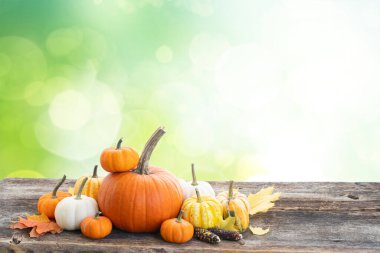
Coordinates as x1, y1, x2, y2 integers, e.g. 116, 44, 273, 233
0, 36, 47, 100
190, 0, 214, 17
0, 53, 12, 76
189, 32, 230, 70
35, 81, 122, 160
7, 170, 45, 178
49, 90, 92, 130
156, 45, 173, 63
46, 27, 84, 57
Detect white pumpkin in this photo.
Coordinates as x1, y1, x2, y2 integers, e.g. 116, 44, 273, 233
180, 163, 215, 201
55, 178, 98, 230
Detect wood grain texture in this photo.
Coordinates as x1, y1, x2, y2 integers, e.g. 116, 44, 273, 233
0, 178, 379, 252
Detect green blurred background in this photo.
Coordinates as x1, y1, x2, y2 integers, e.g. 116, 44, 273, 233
1, 0, 379, 181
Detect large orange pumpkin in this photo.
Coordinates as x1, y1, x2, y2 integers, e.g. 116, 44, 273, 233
98, 127, 183, 232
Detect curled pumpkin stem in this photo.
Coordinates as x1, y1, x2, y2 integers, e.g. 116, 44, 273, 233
228, 180, 234, 200
136, 127, 166, 175
76, 177, 88, 200
52, 175, 66, 199
116, 138, 123, 149
191, 163, 198, 186
176, 210, 183, 223
195, 188, 202, 203
92, 165, 98, 178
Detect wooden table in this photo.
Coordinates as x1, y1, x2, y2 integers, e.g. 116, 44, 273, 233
0, 178, 379, 252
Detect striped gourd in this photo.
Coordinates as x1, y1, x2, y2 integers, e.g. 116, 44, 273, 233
217, 181, 250, 232
182, 188, 223, 229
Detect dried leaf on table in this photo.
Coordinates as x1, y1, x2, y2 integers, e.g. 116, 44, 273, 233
9, 214, 63, 238
248, 187, 281, 215
249, 226, 270, 235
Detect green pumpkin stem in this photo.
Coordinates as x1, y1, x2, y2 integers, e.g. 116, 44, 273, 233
52, 175, 66, 199
136, 127, 166, 175
95, 211, 102, 219
176, 210, 183, 223
191, 163, 198, 186
116, 138, 123, 149
195, 188, 202, 203
75, 177, 88, 200
228, 180, 234, 200
92, 165, 98, 178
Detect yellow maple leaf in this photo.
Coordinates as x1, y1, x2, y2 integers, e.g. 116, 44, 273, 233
249, 226, 270, 235
27, 213, 50, 222
248, 187, 281, 215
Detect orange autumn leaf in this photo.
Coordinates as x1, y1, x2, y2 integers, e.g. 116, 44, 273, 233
30, 227, 40, 238
10, 214, 63, 238
36, 221, 62, 234
10, 222, 28, 229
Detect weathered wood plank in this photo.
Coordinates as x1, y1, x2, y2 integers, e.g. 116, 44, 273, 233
0, 178, 379, 252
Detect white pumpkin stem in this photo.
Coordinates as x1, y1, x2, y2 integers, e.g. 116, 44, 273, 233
75, 177, 88, 200
195, 188, 202, 203
92, 165, 98, 178
176, 210, 183, 223
228, 180, 234, 200
52, 175, 66, 199
191, 163, 198, 186
136, 127, 166, 175
116, 138, 123, 149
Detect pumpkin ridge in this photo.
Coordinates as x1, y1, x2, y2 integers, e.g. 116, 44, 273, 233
126, 173, 140, 231
151, 174, 167, 228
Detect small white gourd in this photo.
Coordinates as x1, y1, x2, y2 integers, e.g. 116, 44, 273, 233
55, 177, 98, 230
180, 163, 215, 201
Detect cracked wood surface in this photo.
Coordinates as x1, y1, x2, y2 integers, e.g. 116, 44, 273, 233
0, 178, 379, 252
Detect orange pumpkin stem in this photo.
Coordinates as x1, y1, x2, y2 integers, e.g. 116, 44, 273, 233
136, 127, 166, 175
116, 138, 123, 149
92, 165, 98, 178
52, 175, 66, 199
191, 163, 198, 186
195, 188, 202, 203
176, 210, 184, 223
95, 211, 102, 219
228, 180, 234, 200
76, 177, 88, 200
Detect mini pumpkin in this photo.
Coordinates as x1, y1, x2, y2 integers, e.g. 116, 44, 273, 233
217, 180, 250, 232
182, 188, 223, 229
81, 212, 112, 239
160, 210, 194, 244
179, 163, 215, 201
37, 175, 71, 219
98, 127, 183, 232
55, 178, 99, 230
74, 165, 103, 201
100, 138, 139, 172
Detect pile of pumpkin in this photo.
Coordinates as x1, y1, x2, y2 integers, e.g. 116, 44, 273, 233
35, 127, 258, 244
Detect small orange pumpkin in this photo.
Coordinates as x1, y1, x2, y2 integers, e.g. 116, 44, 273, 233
100, 138, 139, 172
37, 175, 71, 219
160, 210, 194, 244
81, 212, 112, 239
